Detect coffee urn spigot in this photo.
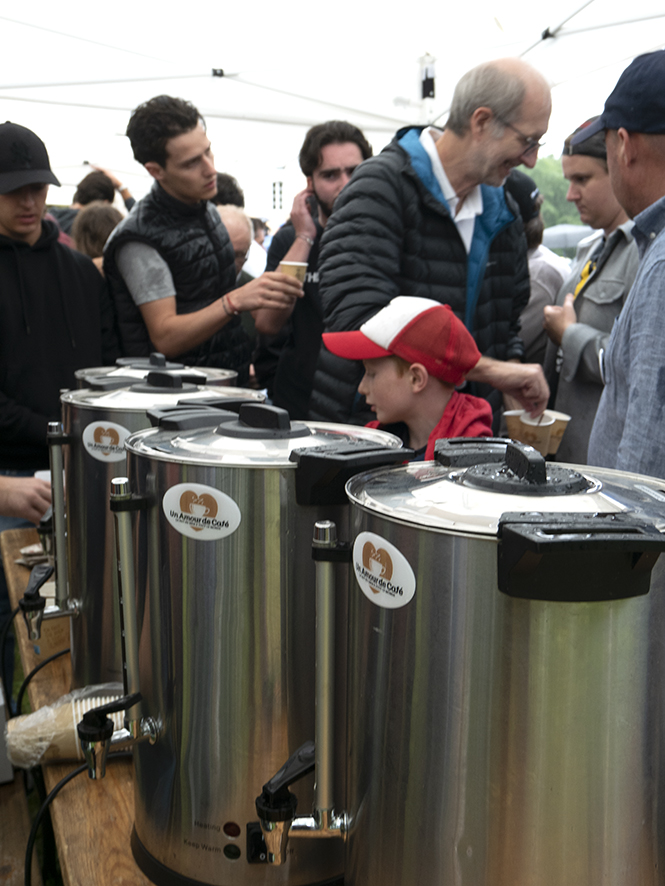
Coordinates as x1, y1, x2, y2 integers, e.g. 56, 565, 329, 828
77, 692, 142, 779
256, 741, 315, 863
18, 562, 53, 640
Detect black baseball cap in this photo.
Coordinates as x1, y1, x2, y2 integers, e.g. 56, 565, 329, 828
504, 169, 540, 224
564, 116, 607, 160
0, 122, 60, 194
572, 51, 665, 146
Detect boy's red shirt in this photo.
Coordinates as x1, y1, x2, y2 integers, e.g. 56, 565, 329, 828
366, 390, 493, 460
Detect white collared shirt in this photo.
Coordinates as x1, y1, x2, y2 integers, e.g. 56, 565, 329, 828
419, 127, 483, 254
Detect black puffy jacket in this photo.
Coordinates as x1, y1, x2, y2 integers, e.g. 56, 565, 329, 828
308, 128, 529, 423
104, 182, 250, 381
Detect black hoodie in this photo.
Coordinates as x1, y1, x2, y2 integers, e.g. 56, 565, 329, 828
0, 219, 119, 469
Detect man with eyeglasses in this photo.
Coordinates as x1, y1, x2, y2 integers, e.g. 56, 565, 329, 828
308, 58, 552, 429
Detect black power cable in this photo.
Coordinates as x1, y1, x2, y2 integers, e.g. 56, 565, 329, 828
24, 752, 133, 886
0, 606, 19, 709
24, 762, 87, 886
14, 647, 70, 717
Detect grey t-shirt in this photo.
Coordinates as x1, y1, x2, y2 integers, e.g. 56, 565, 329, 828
116, 241, 175, 306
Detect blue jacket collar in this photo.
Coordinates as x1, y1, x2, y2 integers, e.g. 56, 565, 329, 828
397, 127, 517, 330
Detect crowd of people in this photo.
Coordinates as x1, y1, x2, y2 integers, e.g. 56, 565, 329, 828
2, 50, 665, 648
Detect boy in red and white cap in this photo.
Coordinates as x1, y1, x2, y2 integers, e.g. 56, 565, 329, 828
323, 296, 492, 459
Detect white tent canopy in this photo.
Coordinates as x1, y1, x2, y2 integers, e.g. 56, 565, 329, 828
1, 0, 663, 221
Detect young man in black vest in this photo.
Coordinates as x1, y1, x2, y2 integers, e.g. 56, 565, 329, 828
104, 95, 302, 384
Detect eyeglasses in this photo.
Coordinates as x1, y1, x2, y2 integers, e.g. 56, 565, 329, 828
496, 117, 545, 156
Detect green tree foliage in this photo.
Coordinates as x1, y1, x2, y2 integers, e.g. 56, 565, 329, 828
523, 155, 582, 228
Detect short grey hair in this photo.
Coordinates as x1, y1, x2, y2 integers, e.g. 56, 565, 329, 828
446, 61, 527, 136
217, 204, 253, 242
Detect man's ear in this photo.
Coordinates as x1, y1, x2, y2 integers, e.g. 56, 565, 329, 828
615, 128, 637, 167
409, 363, 429, 393
144, 161, 165, 182
469, 107, 494, 140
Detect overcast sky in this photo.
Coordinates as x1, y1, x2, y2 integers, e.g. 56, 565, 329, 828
1, 0, 663, 224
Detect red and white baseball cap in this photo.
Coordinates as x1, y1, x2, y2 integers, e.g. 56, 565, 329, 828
323, 296, 481, 386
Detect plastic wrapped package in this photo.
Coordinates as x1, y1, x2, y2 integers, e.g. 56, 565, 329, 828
5, 683, 124, 768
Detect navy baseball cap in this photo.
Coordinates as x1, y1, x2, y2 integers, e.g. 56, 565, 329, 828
0, 122, 60, 194
572, 50, 665, 146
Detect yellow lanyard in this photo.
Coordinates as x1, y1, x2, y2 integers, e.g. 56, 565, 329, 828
573, 257, 597, 299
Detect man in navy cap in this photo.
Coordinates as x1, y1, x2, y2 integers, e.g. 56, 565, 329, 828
572, 51, 665, 477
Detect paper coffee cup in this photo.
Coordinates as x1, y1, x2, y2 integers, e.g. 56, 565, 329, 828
7, 695, 124, 766
279, 261, 307, 283
518, 413, 555, 456
504, 410, 523, 441
546, 409, 572, 455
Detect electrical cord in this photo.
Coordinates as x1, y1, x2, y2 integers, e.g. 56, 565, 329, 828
0, 606, 19, 709
14, 647, 70, 718
24, 762, 87, 886
24, 752, 133, 886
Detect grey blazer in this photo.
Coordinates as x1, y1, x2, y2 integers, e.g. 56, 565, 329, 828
543, 222, 639, 464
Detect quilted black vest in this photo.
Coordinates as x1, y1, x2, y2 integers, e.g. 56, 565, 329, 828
104, 182, 250, 380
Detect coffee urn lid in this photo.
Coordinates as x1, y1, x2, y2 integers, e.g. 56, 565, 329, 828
62, 371, 264, 412
75, 352, 237, 387
125, 403, 403, 467
345, 439, 665, 537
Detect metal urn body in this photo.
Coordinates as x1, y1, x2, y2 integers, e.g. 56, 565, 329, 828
342, 443, 665, 886
58, 378, 264, 689
118, 411, 404, 886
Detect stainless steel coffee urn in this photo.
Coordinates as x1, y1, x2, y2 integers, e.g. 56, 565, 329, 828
99, 404, 405, 886
336, 439, 665, 886
75, 352, 238, 388
39, 373, 264, 690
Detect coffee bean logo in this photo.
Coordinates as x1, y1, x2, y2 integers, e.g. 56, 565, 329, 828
93, 425, 120, 455
179, 490, 218, 531
362, 541, 393, 589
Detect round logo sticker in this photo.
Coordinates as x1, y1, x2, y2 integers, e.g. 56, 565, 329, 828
352, 531, 416, 609
82, 421, 131, 462
162, 483, 241, 541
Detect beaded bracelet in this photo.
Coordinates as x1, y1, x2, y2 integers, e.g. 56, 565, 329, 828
225, 292, 240, 315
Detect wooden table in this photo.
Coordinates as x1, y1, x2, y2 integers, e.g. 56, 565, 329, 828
1, 528, 151, 886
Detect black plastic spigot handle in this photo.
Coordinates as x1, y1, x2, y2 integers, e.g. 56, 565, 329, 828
255, 740, 315, 823
81, 692, 142, 729
23, 563, 54, 601
262, 740, 315, 801
77, 692, 142, 743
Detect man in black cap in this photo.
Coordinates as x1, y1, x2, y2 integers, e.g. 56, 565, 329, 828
0, 121, 118, 698
571, 52, 665, 477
